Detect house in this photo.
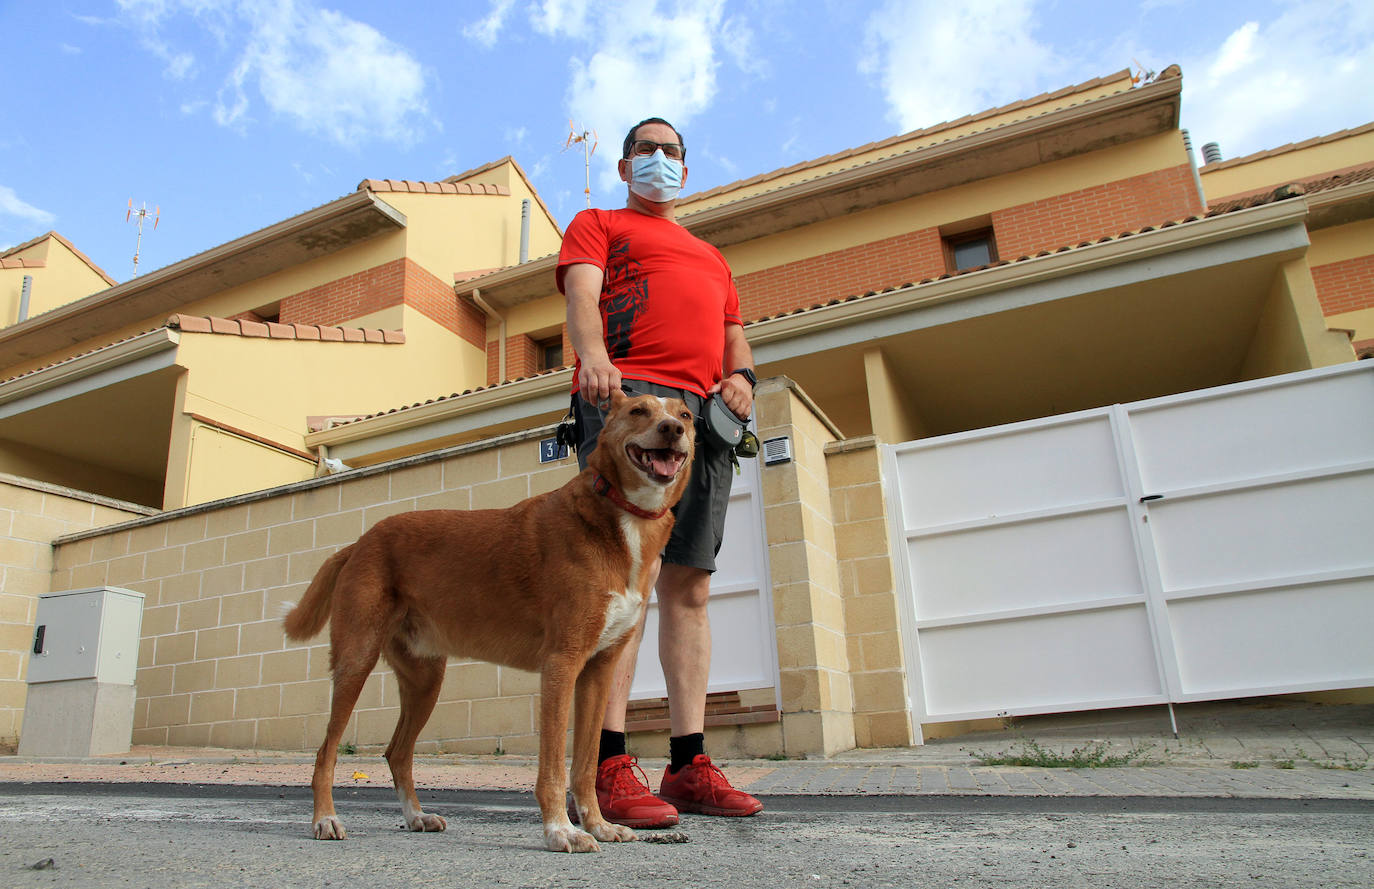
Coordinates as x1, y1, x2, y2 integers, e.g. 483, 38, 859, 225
4, 67, 1368, 756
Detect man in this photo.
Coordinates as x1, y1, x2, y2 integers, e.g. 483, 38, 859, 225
557, 117, 763, 827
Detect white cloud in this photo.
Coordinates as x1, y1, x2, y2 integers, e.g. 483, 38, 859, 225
1180, 2, 1374, 159
861, 0, 1058, 132
0, 186, 57, 229
117, 0, 431, 147
531, 0, 729, 194
463, 0, 518, 47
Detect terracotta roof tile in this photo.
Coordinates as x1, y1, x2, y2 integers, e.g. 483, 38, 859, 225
166, 314, 405, 344
321, 363, 575, 431
1206, 164, 1374, 213
0, 257, 46, 269
356, 178, 511, 197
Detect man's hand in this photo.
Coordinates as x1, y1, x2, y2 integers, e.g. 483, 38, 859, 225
710, 371, 753, 421
579, 357, 622, 407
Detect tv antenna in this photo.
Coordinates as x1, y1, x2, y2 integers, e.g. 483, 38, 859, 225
126, 199, 160, 277
563, 122, 597, 208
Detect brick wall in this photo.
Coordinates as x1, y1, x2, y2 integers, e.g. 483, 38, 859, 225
281, 259, 405, 327
991, 163, 1203, 260
487, 326, 574, 386
735, 228, 946, 323
0, 476, 152, 751
1311, 255, 1374, 316
734, 164, 1204, 322
283, 259, 486, 349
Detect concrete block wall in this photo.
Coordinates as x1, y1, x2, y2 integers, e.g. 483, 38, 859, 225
0, 475, 153, 751
755, 379, 857, 756
826, 437, 915, 748
40, 380, 918, 759
48, 432, 580, 755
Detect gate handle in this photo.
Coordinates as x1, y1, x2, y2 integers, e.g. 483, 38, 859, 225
1139, 494, 1163, 503
32, 625, 45, 655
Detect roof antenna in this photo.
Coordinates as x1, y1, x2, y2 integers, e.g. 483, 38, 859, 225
126, 199, 160, 277
563, 121, 598, 208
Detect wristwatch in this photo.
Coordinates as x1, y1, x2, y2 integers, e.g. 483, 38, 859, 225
730, 367, 757, 390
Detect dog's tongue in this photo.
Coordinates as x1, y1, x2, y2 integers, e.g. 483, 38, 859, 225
650, 450, 684, 478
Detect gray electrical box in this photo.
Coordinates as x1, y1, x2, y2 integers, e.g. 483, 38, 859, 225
19, 587, 145, 757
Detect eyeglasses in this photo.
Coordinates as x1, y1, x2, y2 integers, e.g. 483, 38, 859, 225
629, 140, 685, 160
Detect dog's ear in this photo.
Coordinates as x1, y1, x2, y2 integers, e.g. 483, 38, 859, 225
608, 389, 628, 411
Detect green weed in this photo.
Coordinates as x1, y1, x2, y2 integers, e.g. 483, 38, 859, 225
974, 738, 1153, 768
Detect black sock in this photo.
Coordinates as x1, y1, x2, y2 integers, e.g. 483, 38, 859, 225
598, 730, 627, 764
668, 733, 705, 773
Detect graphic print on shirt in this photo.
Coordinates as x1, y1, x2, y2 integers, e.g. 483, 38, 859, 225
603, 238, 648, 361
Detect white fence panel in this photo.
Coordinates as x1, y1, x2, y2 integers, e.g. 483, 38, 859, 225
631, 453, 778, 699
886, 362, 1374, 727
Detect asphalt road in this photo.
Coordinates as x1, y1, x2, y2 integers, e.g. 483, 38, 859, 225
1, 783, 1370, 888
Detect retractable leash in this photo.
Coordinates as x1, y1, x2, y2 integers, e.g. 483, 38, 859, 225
702, 393, 760, 474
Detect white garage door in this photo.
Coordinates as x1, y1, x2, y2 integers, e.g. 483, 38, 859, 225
883, 362, 1374, 731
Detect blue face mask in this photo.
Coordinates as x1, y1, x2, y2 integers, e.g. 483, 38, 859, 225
628, 150, 684, 202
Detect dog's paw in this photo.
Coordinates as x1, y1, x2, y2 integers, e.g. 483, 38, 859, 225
588, 821, 636, 844
405, 812, 447, 833
544, 823, 601, 854
313, 816, 347, 840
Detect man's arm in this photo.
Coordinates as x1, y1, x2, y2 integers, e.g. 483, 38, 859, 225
563, 263, 620, 404
711, 322, 755, 420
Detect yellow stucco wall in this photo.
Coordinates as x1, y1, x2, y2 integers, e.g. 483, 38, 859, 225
162, 306, 484, 508
1308, 218, 1374, 267
383, 187, 563, 280
1241, 259, 1357, 380
1200, 128, 1374, 199
1, 236, 113, 327
681, 71, 1136, 213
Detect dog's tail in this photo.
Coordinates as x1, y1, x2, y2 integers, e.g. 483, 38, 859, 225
282, 544, 354, 640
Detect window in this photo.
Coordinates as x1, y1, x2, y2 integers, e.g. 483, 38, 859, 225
943, 228, 998, 272
537, 335, 565, 371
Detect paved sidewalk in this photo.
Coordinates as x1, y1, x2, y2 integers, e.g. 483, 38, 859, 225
2, 699, 1370, 800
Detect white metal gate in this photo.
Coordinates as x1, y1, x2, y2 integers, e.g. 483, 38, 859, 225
883, 362, 1374, 730
631, 452, 779, 699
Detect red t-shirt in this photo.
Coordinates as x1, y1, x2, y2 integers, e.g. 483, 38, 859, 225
557, 208, 742, 397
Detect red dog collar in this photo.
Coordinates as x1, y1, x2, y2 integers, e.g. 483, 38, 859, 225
592, 474, 670, 520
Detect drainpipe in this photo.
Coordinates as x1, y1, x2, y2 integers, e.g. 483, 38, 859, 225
519, 198, 531, 264
470, 287, 507, 382
18, 275, 32, 322
1180, 129, 1207, 212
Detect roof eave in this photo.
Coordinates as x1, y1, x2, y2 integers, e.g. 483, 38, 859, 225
1305, 179, 1374, 230
0, 190, 407, 368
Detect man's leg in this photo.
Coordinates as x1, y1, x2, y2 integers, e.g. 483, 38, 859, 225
654, 563, 763, 817
655, 562, 712, 737
583, 557, 679, 829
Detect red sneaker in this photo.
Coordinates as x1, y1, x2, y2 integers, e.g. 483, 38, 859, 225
575, 754, 679, 828
658, 754, 764, 817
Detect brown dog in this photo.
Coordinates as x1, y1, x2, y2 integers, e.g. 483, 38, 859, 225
282, 390, 695, 852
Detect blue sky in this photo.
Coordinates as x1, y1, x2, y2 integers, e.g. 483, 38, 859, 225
2, 0, 1371, 283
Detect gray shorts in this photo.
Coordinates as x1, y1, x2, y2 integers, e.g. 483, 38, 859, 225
571, 381, 733, 573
